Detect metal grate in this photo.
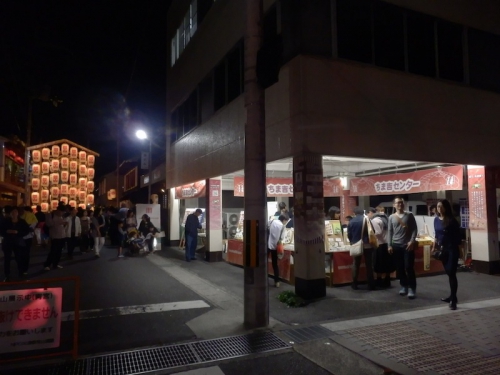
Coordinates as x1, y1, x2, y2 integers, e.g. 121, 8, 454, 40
14, 332, 289, 375
281, 325, 333, 344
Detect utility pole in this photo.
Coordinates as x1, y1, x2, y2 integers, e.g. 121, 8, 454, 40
243, 0, 268, 328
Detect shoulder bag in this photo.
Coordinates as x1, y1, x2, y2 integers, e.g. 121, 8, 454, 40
367, 216, 379, 249
349, 217, 366, 257
276, 224, 285, 259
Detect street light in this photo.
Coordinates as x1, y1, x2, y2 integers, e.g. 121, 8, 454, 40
135, 130, 151, 203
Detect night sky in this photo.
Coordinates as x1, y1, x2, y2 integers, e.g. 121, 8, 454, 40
0, 0, 171, 177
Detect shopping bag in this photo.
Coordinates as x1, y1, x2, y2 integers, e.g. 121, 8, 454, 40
276, 241, 284, 259
349, 239, 363, 257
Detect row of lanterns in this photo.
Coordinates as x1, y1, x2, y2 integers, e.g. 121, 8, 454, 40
32, 145, 95, 164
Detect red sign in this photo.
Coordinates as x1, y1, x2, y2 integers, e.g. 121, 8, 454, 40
175, 180, 206, 199
467, 166, 487, 231
234, 177, 343, 197
349, 165, 463, 196
208, 179, 222, 229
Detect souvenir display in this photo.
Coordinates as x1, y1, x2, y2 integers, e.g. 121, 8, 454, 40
41, 189, 49, 202
87, 155, 95, 166
51, 145, 60, 158
31, 192, 40, 204
41, 162, 50, 174
60, 184, 69, 195
61, 143, 70, 155
79, 164, 87, 176
42, 148, 51, 160
61, 170, 69, 183
79, 150, 87, 163
31, 178, 40, 191
32, 150, 41, 163
32, 164, 41, 176
87, 168, 95, 180
70, 147, 78, 159
61, 157, 69, 169
41, 175, 50, 188
50, 159, 60, 172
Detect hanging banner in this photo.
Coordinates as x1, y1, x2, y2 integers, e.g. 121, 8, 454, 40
234, 177, 343, 197
208, 179, 222, 229
0, 288, 62, 354
349, 165, 463, 196
467, 166, 487, 231
175, 180, 206, 199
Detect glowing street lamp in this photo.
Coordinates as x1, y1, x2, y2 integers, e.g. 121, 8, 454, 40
135, 130, 152, 202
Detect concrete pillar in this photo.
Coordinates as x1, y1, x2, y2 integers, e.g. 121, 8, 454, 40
206, 177, 223, 262
168, 189, 181, 244
293, 154, 326, 299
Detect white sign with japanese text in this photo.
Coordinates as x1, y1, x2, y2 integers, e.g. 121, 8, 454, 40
0, 288, 62, 353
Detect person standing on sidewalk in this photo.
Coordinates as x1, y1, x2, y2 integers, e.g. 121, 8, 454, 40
371, 206, 394, 288
268, 214, 288, 288
184, 209, 202, 261
64, 207, 81, 259
79, 209, 91, 252
91, 207, 105, 258
433, 199, 461, 310
0, 207, 30, 281
34, 205, 46, 247
348, 207, 375, 290
19, 206, 38, 274
43, 208, 68, 270
388, 197, 418, 299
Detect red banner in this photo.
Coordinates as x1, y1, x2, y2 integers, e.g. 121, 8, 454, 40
349, 165, 463, 196
467, 166, 487, 231
234, 177, 343, 197
175, 180, 206, 199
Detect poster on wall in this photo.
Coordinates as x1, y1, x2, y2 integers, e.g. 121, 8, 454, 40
467, 166, 487, 231
175, 180, 206, 199
208, 179, 222, 229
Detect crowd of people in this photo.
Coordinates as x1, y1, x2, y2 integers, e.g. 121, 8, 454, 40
0, 202, 159, 282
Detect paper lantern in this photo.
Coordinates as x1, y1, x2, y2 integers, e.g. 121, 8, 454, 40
31, 178, 40, 191
61, 143, 70, 155
32, 164, 41, 176
50, 159, 60, 172
41, 202, 49, 212
41, 162, 50, 174
69, 160, 78, 173
32, 150, 41, 163
79, 151, 87, 163
78, 203, 86, 210
61, 157, 69, 169
60, 196, 68, 205
70, 147, 78, 159
69, 187, 77, 199
79, 164, 87, 176
78, 190, 87, 201
41, 175, 50, 188
79, 178, 87, 189
41, 189, 49, 202
50, 173, 59, 185
60, 184, 69, 195
61, 170, 69, 183
86, 194, 94, 205
87, 181, 94, 191
42, 148, 51, 160
31, 192, 40, 204
51, 145, 60, 158
108, 189, 116, 199
69, 174, 78, 185
31, 205, 37, 212
87, 155, 95, 167
51, 200, 59, 211
51, 186, 60, 198
69, 200, 77, 208
87, 168, 95, 180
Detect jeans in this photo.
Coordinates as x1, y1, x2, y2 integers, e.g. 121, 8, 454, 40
393, 244, 416, 290
267, 249, 279, 282
185, 234, 197, 260
352, 247, 374, 286
44, 238, 65, 268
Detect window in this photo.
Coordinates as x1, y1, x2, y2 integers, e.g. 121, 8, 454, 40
227, 42, 243, 103
199, 73, 214, 123
170, 0, 199, 66
407, 11, 436, 77
437, 20, 464, 82
213, 61, 226, 112
373, 2, 404, 70
468, 28, 500, 92
336, 0, 372, 63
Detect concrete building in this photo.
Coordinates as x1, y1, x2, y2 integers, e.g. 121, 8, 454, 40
166, 0, 500, 297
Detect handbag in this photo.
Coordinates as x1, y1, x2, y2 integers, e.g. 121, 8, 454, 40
432, 245, 449, 262
367, 216, 379, 249
349, 216, 366, 257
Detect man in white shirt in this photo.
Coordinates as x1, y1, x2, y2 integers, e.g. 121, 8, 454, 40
268, 214, 288, 288
370, 206, 394, 288
64, 207, 81, 260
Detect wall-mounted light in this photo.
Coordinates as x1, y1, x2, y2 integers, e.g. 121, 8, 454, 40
340, 177, 347, 188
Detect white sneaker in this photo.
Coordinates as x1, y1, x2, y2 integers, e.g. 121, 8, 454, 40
275, 282, 281, 288
43, 267, 50, 271
56, 265, 63, 269
118, 255, 124, 258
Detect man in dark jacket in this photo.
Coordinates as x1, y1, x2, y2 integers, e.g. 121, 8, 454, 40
347, 207, 375, 290
184, 209, 202, 262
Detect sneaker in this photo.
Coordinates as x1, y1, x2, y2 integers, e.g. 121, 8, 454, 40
44, 267, 50, 271
275, 281, 281, 288
399, 287, 408, 296
2, 276, 10, 282
408, 288, 416, 299
56, 265, 63, 269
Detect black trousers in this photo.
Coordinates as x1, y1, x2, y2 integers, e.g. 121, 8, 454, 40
2, 245, 24, 277
267, 249, 279, 282
65, 235, 79, 256
394, 244, 416, 290
44, 238, 65, 268
352, 247, 375, 286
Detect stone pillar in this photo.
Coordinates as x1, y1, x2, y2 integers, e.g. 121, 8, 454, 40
168, 189, 181, 245
293, 154, 326, 299
467, 165, 500, 274
206, 177, 223, 262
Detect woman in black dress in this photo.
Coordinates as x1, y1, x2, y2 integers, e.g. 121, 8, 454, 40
432, 199, 461, 310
